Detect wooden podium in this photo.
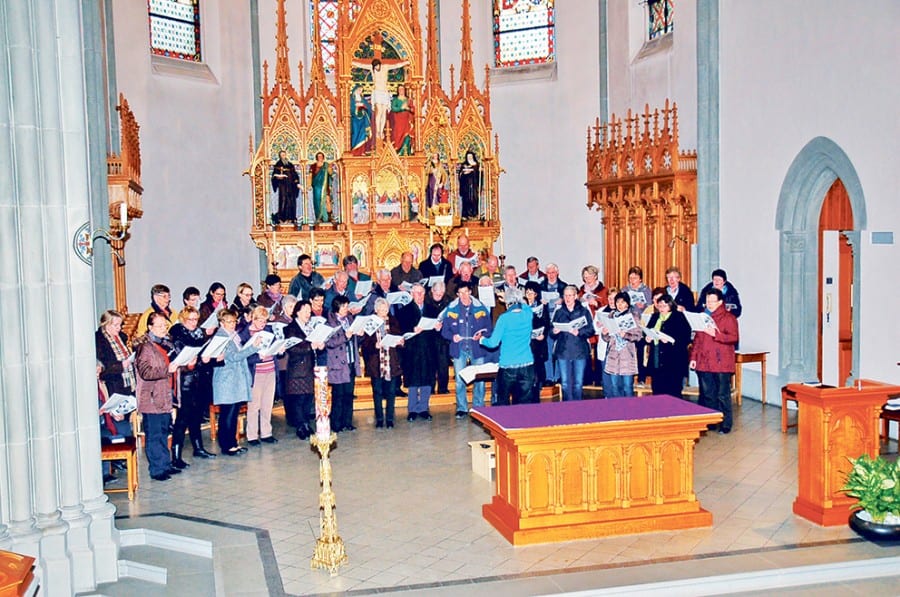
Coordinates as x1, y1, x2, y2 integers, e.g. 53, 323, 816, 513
789, 379, 900, 526
471, 397, 722, 545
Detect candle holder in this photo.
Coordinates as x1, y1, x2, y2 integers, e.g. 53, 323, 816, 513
309, 366, 347, 575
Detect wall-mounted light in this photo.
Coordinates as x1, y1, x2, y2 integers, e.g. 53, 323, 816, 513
73, 202, 129, 265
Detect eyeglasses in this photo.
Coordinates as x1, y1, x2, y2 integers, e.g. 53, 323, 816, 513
186, 317, 200, 322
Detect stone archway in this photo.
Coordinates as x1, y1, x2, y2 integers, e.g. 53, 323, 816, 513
775, 137, 866, 384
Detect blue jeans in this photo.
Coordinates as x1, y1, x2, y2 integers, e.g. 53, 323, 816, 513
452, 353, 485, 412
605, 374, 634, 398
407, 386, 432, 414
545, 336, 559, 382
558, 359, 586, 401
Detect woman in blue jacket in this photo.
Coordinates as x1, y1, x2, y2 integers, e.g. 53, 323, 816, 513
212, 308, 261, 456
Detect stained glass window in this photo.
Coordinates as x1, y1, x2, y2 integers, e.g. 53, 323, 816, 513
149, 0, 201, 62
312, 0, 360, 74
648, 0, 674, 40
492, 0, 555, 68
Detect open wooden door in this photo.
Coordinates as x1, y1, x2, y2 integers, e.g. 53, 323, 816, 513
817, 180, 854, 385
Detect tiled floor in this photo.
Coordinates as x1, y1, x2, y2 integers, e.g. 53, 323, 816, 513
105, 397, 900, 595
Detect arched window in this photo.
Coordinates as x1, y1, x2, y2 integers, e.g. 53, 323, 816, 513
149, 0, 201, 62
647, 0, 673, 40
492, 0, 555, 68
311, 0, 361, 74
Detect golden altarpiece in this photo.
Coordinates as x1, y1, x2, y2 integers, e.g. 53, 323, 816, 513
585, 101, 697, 288
247, 0, 501, 279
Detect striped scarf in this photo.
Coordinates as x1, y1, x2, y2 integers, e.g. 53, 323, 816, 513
103, 329, 136, 390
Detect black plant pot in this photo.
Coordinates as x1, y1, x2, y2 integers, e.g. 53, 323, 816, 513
848, 511, 900, 544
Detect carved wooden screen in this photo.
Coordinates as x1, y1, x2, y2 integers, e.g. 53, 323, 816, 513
585, 100, 697, 289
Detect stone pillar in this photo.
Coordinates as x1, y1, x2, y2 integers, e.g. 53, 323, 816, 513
696, 0, 720, 280
0, 0, 118, 593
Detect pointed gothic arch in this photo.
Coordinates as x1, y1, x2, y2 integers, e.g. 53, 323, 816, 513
775, 136, 867, 384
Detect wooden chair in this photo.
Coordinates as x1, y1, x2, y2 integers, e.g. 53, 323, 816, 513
101, 437, 138, 500
208, 404, 247, 442
880, 406, 900, 446
781, 386, 798, 433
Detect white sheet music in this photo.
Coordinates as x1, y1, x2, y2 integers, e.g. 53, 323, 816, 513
684, 311, 715, 332
354, 280, 373, 296
171, 345, 203, 367
477, 285, 496, 308
379, 334, 404, 348
200, 335, 230, 359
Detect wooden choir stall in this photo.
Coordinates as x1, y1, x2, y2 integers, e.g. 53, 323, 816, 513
471, 397, 723, 545
585, 101, 697, 288
246, 0, 502, 279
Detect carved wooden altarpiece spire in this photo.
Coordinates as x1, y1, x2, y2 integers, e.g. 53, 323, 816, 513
247, 0, 502, 279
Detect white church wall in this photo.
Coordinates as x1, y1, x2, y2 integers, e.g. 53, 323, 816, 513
469, 1, 605, 283
606, 0, 697, 149
718, 0, 900, 385
113, 1, 259, 309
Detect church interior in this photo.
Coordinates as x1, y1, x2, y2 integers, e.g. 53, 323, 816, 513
0, 0, 898, 594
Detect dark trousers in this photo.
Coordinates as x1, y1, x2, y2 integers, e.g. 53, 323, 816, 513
142, 413, 171, 476
287, 393, 314, 437
434, 341, 450, 392
698, 371, 733, 431
531, 359, 546, 403
371, 377, 397, 424
217, 402, 244, 452
589, 344, 604, 386
330, 382, 354, 431
635, 339, 649, 383
495, 365, 536, 406
650, 366, 685, 399
172, 388, 203, 450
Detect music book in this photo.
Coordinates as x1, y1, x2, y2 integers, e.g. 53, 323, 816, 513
354, 280, 373, 296
171, 345, 203, 367
200, 335, 231, 359
642, 327, 674, 343
379, 334, 404, 348
387, 291, 412, 306
477, 285, 496, 308
553, 316, 587, 333
100, 393, 137, 416
458, 363, 499, 385
306, 324, 338, 344
684, 311, 715, 332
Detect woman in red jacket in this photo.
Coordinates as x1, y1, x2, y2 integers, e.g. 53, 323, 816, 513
689, 288, 740, 434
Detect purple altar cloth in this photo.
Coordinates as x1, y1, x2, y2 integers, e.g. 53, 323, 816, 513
471, 396, 719, 431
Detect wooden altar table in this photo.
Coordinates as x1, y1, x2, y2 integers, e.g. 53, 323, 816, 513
470, 396, 723, 545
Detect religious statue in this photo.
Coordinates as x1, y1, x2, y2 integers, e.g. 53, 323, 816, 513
350, 85, 372, 156
309, 152, 331, 223
425, 153, 448, 208
389, 84, 414, 155
458, 151, 481, 220
271, 150, 300, 224
351, 58, 409, 142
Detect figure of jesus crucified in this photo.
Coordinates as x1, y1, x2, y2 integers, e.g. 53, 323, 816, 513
352, 57, 409, 143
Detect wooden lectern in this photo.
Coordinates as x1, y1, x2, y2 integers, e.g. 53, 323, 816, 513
789, 379, 900, 526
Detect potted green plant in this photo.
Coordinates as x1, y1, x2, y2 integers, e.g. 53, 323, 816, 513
841, 454, 900, 542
